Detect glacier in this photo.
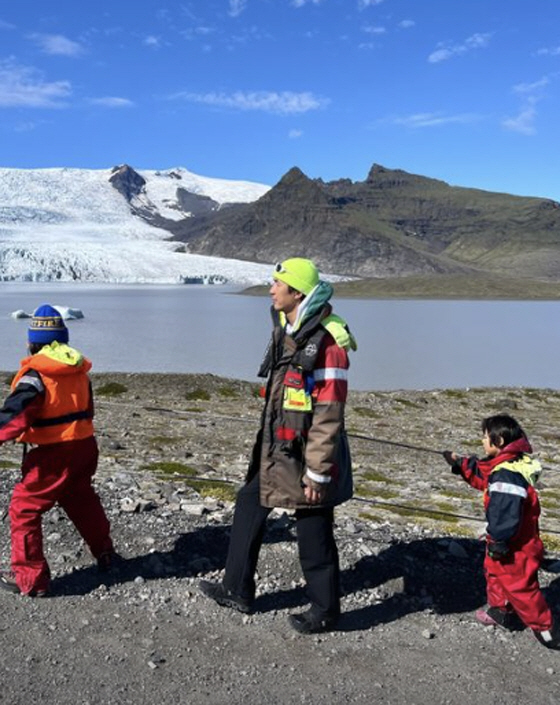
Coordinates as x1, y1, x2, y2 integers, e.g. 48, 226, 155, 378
0, 166, 273, 285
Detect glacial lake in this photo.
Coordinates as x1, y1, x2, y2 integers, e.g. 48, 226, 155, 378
1, 282, 560, 392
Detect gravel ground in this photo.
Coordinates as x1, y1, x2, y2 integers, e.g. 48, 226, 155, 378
1, 372, 560, 705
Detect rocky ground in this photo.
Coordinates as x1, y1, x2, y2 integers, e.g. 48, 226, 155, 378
1, 372, 560, 704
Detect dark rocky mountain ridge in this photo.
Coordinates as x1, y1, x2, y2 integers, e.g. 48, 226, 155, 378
150, 163, 560, 281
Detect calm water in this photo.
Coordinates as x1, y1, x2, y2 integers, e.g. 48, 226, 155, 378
1, 282, 560, 391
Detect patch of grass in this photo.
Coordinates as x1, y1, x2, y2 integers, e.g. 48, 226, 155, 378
375, 501, 460, 524
542, 534, 560, 554
355, 485, 399, 500
183, 479, 237, 502
358, 511, 383, 523
96, 382, 128, 396
149, 436, 179, 446
442, 390, 468, 400
352, 407, 381, 418
438, 488, 471, 500
359, 469, 391, 483
0, 459, 18, 469
146, 461, 198, 476
185, 389, 211, 401
433, 501, 459, 514
218, 386, 239, 398
394, 398, 421, 408
540, 497, 560, 510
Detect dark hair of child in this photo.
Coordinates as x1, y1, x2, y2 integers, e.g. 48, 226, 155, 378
28, 343, 45, 356
481, 414, 526, 449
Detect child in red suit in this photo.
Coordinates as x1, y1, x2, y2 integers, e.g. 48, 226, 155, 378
0, 304, 115, 597
444, 414, 559, 649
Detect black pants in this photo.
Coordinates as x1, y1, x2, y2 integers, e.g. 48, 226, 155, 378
223, 472, 340, 619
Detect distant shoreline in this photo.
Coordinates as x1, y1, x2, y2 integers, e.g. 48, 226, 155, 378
242, 274, 560, 301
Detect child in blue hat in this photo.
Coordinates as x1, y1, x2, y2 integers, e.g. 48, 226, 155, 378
0, 304, 115, 596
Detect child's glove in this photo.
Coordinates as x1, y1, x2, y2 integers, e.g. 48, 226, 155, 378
487, 540, 509, 561
442, 450, 462, 475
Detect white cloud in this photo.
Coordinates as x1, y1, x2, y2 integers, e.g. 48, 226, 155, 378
88, 97, 135, 108
502, 75, 549, 136
291, 0, 324, 7
537, 46, 560, 56
172, 90, 329, 114
29, 33, 85, 57
229, 0, 248, 16
390, 112, 481, 128
512, 77, 549, 94
0, 19, 16, 30
362, 25, 386, 35
144, 35, 161, 48
359, 0, 384, 7
399, 20, 415, 29
502, 106, 537, 135
288, 128, 303, 138
428, 32, 491, 63
0, 59, 71, 108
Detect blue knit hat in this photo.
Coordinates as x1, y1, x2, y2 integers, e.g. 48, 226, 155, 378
28, 304, 69, 345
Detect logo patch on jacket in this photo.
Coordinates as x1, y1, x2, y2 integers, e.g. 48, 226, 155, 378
304, 343, 318, 357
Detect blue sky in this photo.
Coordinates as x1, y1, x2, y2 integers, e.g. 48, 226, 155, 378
1, 0, 559, 201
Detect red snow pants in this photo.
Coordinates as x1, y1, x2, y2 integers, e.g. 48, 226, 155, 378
9, 436, 113, 595
484, 536, 552, 632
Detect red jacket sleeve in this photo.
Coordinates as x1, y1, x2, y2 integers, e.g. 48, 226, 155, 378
457, 455, 494, 492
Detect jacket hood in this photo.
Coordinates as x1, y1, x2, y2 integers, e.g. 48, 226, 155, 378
501, 436, 533, 456
25, 342, 91, 375
289, 280, 333, 333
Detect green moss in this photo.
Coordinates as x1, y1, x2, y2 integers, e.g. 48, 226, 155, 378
185, 389, 211, 401
394, 398, 421, 408
439, 488, 471, 500
542, 534, 560, 554
442, 390, 468, 400
356, 486, 399, 500
358, 511, 382, 522
359, 469, 391, 483
218, 386, 240, 399
146, 461, 198, 476
0, 459, 18, 469
149, 436, 179, 446
183, 479, 237, 502
96, 382, 128, 396
352, 407, 381, 418
540, 497, 560, 510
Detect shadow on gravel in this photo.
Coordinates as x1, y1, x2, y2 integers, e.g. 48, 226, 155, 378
49, 522, 299, 598
49, 524, 560, 636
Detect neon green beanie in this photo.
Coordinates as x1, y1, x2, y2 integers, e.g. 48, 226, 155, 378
273, 258, 320, 295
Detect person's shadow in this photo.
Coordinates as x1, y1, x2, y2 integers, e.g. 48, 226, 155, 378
50, 518, 560, 633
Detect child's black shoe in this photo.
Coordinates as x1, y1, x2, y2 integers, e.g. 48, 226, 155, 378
533, 626, 560, 650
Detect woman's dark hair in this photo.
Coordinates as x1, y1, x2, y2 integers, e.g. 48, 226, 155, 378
481, 414, 526, 449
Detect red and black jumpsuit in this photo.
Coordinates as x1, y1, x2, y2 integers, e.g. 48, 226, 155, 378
456, 438, 553, 631
0, 347, 113, 595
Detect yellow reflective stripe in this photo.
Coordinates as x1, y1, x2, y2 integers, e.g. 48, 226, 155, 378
283, 387, 312, 412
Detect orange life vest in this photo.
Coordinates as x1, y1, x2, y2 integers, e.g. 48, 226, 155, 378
12, 350, 94, 445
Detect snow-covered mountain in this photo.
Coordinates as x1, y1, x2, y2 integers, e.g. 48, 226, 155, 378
0, 166, 272, 284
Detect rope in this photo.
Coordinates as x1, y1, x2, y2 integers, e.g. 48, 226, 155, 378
347, 433, 443, 456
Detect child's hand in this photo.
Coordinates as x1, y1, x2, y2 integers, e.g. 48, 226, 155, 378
442, 450, 458, 465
